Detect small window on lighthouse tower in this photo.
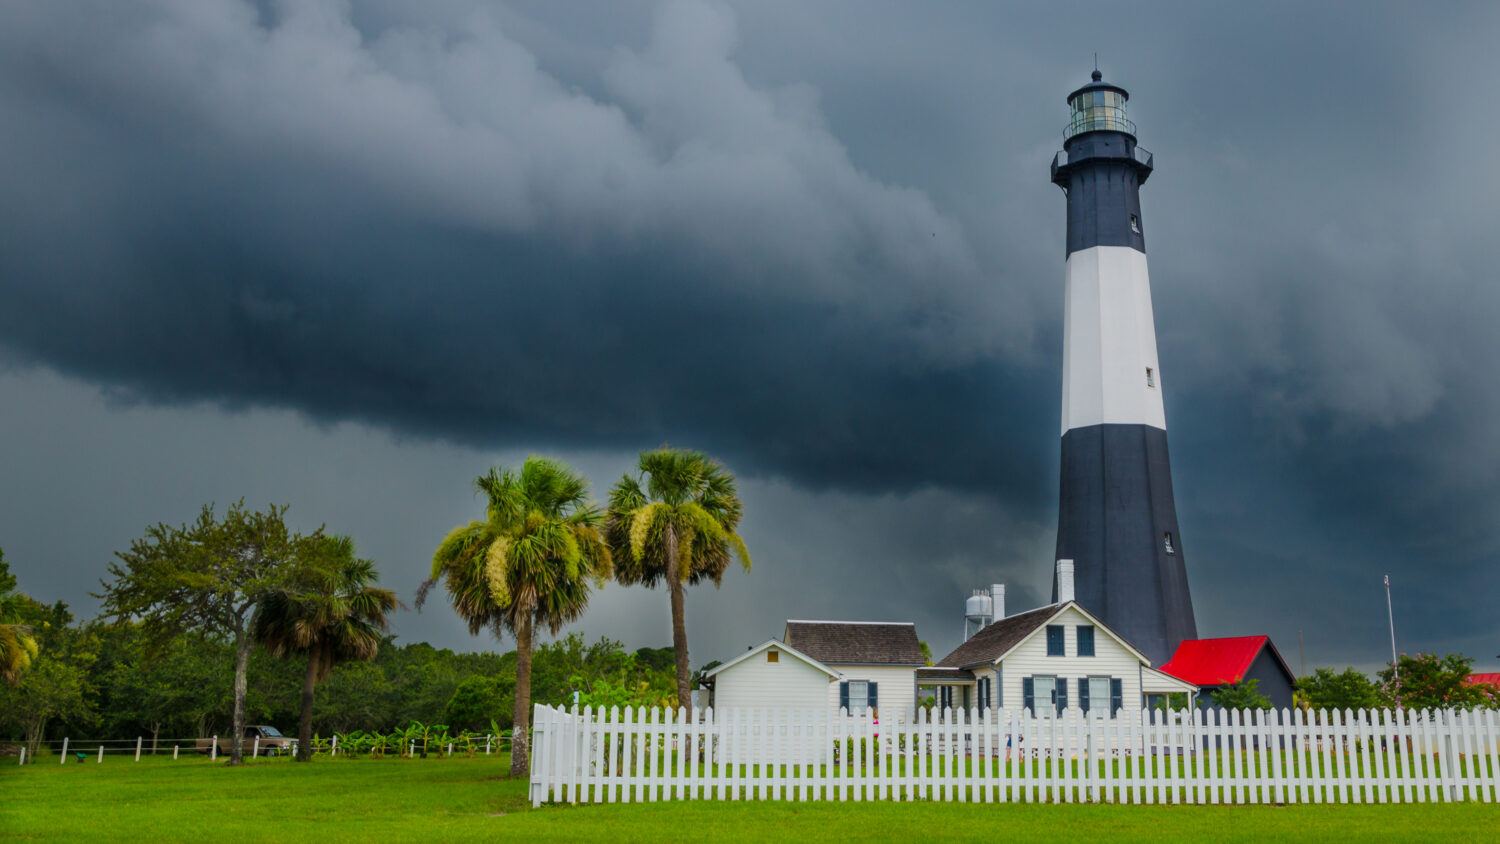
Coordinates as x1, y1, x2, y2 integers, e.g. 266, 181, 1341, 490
1130, 214, 1141, 234
1163, 532, 1175, 555
1145, 367, 1156, 388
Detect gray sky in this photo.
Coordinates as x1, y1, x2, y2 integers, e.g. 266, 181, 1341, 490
1, 0, 1496, 675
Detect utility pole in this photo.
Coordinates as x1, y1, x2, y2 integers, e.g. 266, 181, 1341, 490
1385, 575, 1399, 688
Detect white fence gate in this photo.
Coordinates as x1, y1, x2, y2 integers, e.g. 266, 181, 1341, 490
529, 705, 1499, 806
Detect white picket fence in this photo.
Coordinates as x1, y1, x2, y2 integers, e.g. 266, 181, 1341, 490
529, 704, 1500, 806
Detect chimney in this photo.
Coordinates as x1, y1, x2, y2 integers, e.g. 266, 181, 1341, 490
991, 583, 1005, 622
1056, 559, 1075, 604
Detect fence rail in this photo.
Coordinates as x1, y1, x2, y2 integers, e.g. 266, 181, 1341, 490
529, 704, 1500, 806
11, 733, 508, 764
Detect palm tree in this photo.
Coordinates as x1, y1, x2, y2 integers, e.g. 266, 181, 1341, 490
425, 457, 611, 777
0, 548, 39, 684
252, 536, 397, 762
606, 448, 751, 706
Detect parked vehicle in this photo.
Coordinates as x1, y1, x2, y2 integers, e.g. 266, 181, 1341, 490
196, 726, 296, 756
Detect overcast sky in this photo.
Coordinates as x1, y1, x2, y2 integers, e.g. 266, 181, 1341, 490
2, 0, 1497, 675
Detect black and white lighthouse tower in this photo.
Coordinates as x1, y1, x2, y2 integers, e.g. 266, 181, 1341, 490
1049, 71, 1197, 666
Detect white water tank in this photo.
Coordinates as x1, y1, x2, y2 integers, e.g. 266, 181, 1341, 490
963, 589, 993, 641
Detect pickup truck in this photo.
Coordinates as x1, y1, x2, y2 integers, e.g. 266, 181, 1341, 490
197, 726, 297, 756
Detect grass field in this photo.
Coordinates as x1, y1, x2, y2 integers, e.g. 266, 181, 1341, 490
3, 753, 1497, 842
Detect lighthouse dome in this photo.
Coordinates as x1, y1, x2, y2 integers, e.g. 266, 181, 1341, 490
1065, 71, 1134, 140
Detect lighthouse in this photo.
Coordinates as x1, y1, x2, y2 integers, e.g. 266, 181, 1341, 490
1049, 70, 1197, 666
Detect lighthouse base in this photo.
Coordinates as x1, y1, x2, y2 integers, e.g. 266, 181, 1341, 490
1054, 423, 1197, 665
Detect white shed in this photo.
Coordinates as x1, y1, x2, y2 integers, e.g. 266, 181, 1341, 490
705, 640, 838, 712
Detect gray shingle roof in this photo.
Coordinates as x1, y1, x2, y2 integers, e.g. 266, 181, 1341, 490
783, 621, 925, 666
935, 604, 1060, 669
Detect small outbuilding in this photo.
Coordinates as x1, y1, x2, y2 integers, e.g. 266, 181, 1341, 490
1158, 635, 1296, 711
705, 640, 840, 712
783, 620, 926, 715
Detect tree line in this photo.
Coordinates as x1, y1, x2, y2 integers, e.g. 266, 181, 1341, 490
1, 447, 751, 778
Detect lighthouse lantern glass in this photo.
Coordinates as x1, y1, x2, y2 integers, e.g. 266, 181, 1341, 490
1066, 89, 1135, 140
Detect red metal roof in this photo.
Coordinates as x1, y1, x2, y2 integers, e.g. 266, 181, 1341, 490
1158, 636, 1272, 686
1466, 673, 1500, 687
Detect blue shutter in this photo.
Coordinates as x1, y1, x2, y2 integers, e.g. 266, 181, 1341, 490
1111, 678, 1124, 717
839, 681, 849, 712
1046, 625, 1065, 656
1056, 678, 1068, 712
1077, 626, 1095, 657
868, 682, 878, 713
1078, 678, 1091, 712
1022, 677, 1035, 713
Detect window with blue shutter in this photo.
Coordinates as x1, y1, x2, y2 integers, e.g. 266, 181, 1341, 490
1078, 678, 1091, 712
1022, 677, 1035, 713
839, 681, 849, 712
1077, 625, 1095, 657
1046, 625, 1065, 656
867, 682, 878, 714
1111, 678, 1124, 716
1055, 678, 1068, 713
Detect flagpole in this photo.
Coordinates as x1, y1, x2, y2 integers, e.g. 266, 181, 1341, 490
1385, 574, 1399, 686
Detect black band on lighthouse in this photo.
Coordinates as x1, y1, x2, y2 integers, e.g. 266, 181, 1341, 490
1052, 132, 1152, 257
1054, 423, 1198, 666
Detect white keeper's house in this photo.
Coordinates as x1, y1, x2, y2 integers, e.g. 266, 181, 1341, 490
706, 620, 926, 714
706, 560, 1197, 718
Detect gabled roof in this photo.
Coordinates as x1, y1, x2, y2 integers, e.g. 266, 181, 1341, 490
1158, 636, 1294, 687
783, 620, 925, 666
1141, 665, 1199, 694
934, 601, 1149, 669
704, 639, 840, 680
1466, 673, 1500, 687
937, 605, 1057, 668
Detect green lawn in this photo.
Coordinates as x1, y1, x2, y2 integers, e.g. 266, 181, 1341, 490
2, 753, 1497, 842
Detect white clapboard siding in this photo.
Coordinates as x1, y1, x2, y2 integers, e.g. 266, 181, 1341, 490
529, 704, 1500, 807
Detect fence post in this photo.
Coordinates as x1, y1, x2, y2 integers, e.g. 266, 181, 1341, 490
174, 745, 179, 760
1441, 710, 1458, 802
135, 737, 143, 762
98, 745, 104, 763
486, 734, 492, 755
332, 735, 338, 757
211, 736, 217, 761
59, 738, 68, 764
18, 747, 25, 766
252, 737, 260, 759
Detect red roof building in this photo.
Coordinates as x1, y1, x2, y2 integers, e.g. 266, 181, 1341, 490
1466, 672, 1500, 687
1158, 635, 1296, 710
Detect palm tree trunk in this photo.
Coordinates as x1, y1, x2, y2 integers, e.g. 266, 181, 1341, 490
511, 613, 534, 777
665, 523, 691, 708
230, 626, 252, 765
297, 644, 318, 762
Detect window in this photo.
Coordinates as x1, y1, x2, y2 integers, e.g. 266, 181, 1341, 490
848, 681, 869, 714
1130, 213, 1142, 234
1164, 532, 1175, 555
1089, 677, 1112, 713
1033, 676, 1055, 712
766, 650, 778, 663
1146, 367, 1155, 388
1077, 625, 1096, 657
1046, 624, 1065, 656
1024, 675, 1068, 714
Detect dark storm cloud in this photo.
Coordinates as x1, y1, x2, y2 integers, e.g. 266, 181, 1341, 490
1, 0, 1498, 669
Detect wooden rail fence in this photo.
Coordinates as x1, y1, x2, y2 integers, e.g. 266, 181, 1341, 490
529, 704, 1499, 806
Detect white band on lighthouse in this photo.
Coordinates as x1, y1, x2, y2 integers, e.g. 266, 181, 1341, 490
1060, 245, 1166, 434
